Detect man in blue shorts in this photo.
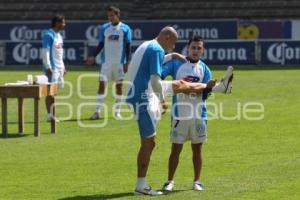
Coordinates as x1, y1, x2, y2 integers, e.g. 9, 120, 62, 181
126, 26, 178, 196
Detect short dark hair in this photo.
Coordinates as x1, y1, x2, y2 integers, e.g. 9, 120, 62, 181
188, 35, 204, 46
51, 14, 65, 28
107, 6, 120, 16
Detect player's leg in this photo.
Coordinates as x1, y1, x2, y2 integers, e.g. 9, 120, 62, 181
90, 64, 109, 120
113, 64, 125, 119
172, 80, 215, 95
212, 66, 234, 93
163, 119, 188, 191
57, 68, 65, 88
136, 136, 163, 196
45, 95, 54, 121
46, 69, 59, 122
168, 143, 184, 180
191, 143, 205, 191
90, 81, 106, 120
162, 66, 233, 97
137, 136, 156, 179
162, 143, 183, 191
190, 119, 207, 191
114, 80, 122, 119
134, 105, 163, 196
97, 80, 106, 111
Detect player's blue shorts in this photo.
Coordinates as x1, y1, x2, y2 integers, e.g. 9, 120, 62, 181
134, 104, 157, 139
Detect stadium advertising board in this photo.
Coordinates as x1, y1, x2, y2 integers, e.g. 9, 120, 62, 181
177, 41, 256, 65
238, 20, 291, 39
0, 20, 237, 41
127, 20, 238, 40
291, 20, 300, 40
260, 41, 300, 65
5, 41, 256, 65
5, 41, 85, 65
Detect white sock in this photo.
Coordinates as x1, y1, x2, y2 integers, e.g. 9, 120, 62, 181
95, 94, 105, 113
115, 95, 122, 114
47, 113, 51, 118
136, 177, 147, 189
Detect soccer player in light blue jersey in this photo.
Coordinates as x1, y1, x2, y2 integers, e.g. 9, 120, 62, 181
87, 6, 132, 120
161, 36, 233, 192
42, 14, 66, 122
125, 26, 178, 196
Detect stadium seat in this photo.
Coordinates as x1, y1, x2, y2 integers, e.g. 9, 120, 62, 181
0, 0, 299, 20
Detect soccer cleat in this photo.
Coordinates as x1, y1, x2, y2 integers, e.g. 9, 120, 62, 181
212, 66, 234, 94
134, 186, 164, 196
162, 181, 174, 191
193, 181, 204, 191
89, 112, 100, 120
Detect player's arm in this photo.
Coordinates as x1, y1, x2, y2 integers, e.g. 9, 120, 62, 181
202, 64, 213, 99
151, 75, 164, 102
123, 26, 132, 73
86, 25, 105, 65
42, 49, 51, 70
123, 42, 131, 73
93, 42, 104, 57
42, 34, 53, 76
150, 49, 168, 113
151, 75, 168, 114
85, 42, 104, 65
163, 52, 187, 64
172, 80, 216, 95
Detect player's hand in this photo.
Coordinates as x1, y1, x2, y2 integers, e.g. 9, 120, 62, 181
172, 53, 187, 62
207, 79, 217, 89
85, 56, 95, 65
46, 68, 53, 76
160, 100, 168, 115
123, 63, 129, 73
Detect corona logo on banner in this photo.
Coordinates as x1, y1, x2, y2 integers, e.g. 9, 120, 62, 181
267, 42, 300, 65
12, 43, 77, 64
85, 25, 99, 41
10, 26, 47, 41
179, 41, 255, 65
9, 25, 66, 41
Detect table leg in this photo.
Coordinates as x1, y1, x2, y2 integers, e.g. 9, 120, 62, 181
1, 98, 7, 137
51, 97, 56, 134
34, 98, 40, 137
18, 98, 24, 134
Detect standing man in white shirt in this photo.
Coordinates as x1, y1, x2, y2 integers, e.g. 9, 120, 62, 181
86, 6, 132, 120
42, 14, 66, 122
161, 36, 234, 192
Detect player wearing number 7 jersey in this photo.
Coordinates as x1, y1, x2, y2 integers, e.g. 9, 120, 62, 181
161, 36, 234, 192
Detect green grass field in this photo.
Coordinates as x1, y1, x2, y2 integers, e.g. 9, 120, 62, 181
0, 66, 299, 200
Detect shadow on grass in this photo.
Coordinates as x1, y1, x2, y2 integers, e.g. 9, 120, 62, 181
0, 133, 29, 139
59, 190, 187, 200
58, 192, 133, 200
61, 117, 119, 123
61, 118, 104, 122
4, 121, 35, 125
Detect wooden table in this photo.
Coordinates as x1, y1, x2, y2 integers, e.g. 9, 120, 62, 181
0, 84, 58, 137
